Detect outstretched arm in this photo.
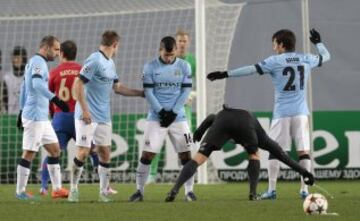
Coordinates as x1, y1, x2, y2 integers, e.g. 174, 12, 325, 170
193, 114, 216, 142
207, 65, 257, 81
113, 81, 144, 97
310, 28, 331, 64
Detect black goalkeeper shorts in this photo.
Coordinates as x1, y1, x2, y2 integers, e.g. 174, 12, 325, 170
201, 107, 265, 154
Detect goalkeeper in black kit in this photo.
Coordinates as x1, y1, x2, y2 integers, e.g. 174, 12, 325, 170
165, 105, 315, 202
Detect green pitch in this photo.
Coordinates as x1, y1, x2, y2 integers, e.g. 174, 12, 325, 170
0, 181, 358, 221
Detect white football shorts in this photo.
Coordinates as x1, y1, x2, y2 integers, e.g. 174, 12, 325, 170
143, 120, 192, 154
75, 119, 112, 148
269, 115, 310, 151
22, 118, 58, 152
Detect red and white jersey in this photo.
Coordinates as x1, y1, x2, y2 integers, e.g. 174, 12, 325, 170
49, 61, 81, 113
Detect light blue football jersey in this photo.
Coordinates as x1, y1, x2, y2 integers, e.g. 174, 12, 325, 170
255, 52, 321, 119
143, 57, 192, 122
22, 54, 55, 121
75, 51, 119, 123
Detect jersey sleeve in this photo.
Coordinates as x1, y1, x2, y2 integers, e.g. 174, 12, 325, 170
112, 60, 119, 83
31, 60, 48, 78
173, 62, 192, 114
254, 56, 276, 75
79, 56, 98, 82
181, 62, 192, 87
143, 63, 154, 86
31, 60, 55, 100
143, 63, 163, 113
303, 54, 322, 69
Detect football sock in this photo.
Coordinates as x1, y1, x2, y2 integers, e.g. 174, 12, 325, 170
299, 154, 311, 192
136, 158, 151, 194
41, 157, 50, 189
98, 162, 111, 194
16, 158, 31, 195
247, 159, 260, 195
47, 157, 62, 190
172, 160, 198, 193
182, 158, 195, 195
268, 158, 280, 192
71, 157, 84, 190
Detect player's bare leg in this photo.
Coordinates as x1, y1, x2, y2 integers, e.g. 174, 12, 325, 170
129, 151, 156, 202
43, 143, 68, 198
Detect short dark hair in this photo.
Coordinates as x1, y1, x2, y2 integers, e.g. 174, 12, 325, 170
272, 29, 296, 52
61, 40, 77, 60
160, 36, 177, 52
101, 30, 120, 46
39, 35, 60, 48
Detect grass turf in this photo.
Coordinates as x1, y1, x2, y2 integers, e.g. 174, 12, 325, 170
0, 181, 358, 221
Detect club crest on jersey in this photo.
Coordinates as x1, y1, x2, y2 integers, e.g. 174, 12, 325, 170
145, 140, 150, 146
174, 70, 182, 77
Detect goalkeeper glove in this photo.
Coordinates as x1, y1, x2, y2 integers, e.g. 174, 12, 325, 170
160, 110, 177, 128
207, 71, 228, 81
309, 28, 321, 45
50, 96, 69, 112
17, 110, 23, 131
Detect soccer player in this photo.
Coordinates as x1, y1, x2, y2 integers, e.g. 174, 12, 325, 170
68, 30, 144, 203
165, 105, 315, 202
128, 36, 196, 202
16, 36, 70, 200
39, 40, 114, 195
147, 29, 196, 184
206, 29, 330, 199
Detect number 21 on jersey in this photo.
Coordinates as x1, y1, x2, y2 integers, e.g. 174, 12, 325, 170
282, 65, 304, 91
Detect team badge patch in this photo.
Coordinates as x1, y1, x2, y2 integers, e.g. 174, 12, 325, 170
34, 66, 41, 74
82, 66, 90, 73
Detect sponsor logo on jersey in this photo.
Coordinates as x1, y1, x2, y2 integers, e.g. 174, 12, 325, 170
155, 82, 181, 88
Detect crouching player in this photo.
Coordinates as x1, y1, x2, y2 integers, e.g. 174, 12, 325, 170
165, 105, 315, 202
